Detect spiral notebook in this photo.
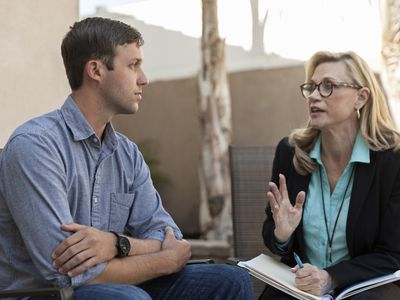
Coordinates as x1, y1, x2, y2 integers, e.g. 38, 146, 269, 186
238, 254, 400, 300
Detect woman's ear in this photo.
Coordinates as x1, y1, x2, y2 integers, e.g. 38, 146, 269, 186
356, 87, 370, 110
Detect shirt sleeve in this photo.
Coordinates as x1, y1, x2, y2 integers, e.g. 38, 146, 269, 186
125, 143, 183, 241
1, 134, 105, 287
275, 236, 293, 252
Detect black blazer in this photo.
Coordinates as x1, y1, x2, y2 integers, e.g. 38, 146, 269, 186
262, 137, 400, 289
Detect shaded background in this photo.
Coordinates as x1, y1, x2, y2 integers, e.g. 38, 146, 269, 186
0, 0, 387, 237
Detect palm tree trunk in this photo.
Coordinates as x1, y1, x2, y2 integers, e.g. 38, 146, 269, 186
198, 0, 232, 241
250, 0, 268, 56
381, 0, 400, 126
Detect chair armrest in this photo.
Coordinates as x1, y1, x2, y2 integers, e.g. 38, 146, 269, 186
0, 287, 74, 300
226, 257, 241, 265
186, 258, 215, 264
0, 261, 212, 299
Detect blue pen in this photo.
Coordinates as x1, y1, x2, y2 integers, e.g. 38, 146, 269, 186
293, 252, 304, 268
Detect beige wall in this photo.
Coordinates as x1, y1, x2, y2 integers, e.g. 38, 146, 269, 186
230, 67, 308, 145
114, 65, 308, 236
0, 0, 78, 146
0, 4, 308, 236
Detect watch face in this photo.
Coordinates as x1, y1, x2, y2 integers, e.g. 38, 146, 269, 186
119, 236, 131, 257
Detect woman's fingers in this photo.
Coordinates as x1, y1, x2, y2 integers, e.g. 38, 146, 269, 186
295, 265, 330, 296
269, 175, 305, 216
279, 174, 289, 199
294, 191, 306, 210
269, 181, 282, 204
270, 174, 289, 205
267, 191, 279, 214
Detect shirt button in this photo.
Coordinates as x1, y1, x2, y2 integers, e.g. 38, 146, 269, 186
93, 197, 98, 203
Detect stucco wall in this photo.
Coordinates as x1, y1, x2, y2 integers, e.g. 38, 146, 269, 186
1, 4, 308, 236
113, 65, 308, 235
0, 0, 78, 146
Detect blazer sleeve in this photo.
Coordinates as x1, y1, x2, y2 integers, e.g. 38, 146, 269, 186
262, 137, 296, 259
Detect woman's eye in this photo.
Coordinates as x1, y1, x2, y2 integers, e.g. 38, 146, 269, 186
304, 84, 314, 91
321, 81, 333, 89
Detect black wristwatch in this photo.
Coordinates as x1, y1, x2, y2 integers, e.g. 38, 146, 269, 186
110, 231, 131, 257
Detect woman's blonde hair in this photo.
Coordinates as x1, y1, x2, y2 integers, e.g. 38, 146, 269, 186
289, 51, 400, 175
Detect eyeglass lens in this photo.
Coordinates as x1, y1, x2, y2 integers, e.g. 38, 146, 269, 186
302, 81, 333, 98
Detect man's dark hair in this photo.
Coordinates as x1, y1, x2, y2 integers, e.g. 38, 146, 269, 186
61, 17, 144, 90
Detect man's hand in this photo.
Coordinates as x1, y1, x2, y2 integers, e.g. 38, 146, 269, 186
292, 263, 335, 296
161, 227, 191, 274
52, 223, 117, 277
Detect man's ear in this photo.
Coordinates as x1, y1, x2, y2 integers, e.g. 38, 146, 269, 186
356, 87, 370, 110
84, 60, 103, 83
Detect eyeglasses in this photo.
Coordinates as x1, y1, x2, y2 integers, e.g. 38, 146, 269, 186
300, 80, 362, 98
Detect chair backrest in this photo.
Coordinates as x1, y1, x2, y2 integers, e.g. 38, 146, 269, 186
229, 145, 276, 259
229, 145, 276, 298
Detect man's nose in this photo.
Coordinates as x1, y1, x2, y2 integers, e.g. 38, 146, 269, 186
138, 70, 149, 86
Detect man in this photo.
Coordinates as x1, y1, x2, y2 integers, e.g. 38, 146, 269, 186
0, 17, 253, 299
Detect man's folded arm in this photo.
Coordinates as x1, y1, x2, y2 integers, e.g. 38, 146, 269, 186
1, 136, 104, 287
51, 223, 164, 277
88, 250, 177, 285
88, 227, 191, 285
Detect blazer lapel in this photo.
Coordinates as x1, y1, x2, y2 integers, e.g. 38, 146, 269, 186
346, 151, 377, 253
292, 170, 310, 258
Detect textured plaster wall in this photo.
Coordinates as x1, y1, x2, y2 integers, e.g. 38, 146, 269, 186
114, 65, 308, 235
0, 0, 78, 146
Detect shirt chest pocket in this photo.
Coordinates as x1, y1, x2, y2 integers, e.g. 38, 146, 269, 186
109, 193, 135, 232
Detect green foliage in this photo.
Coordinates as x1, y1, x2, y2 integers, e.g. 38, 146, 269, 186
137, 140, 170, 190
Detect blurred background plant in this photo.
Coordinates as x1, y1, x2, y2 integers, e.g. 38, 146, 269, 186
137, 140, 171, 192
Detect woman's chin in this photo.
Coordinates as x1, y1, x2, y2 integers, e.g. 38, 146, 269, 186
310, 120, 324, 130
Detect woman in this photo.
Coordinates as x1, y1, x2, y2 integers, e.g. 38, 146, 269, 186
261, 51, 400, 299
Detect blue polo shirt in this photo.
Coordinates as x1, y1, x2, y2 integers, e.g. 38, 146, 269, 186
303, 132, 370, 268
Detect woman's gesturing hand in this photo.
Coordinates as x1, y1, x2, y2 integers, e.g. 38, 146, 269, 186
267, 174, 305, 243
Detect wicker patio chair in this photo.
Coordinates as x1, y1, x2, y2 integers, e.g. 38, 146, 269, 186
229, 144, 276, 298
229, 144, 400, 298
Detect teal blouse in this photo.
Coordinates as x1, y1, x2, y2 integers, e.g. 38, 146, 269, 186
303, 132, 370, 268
